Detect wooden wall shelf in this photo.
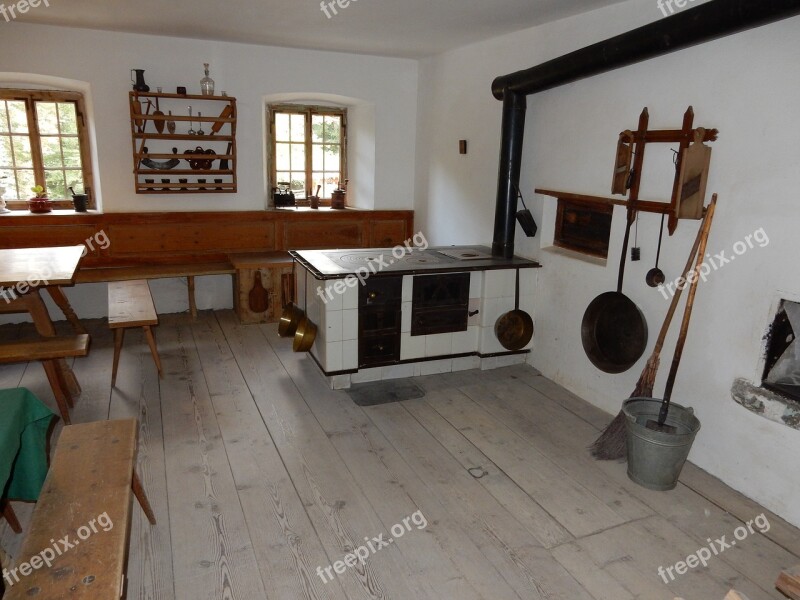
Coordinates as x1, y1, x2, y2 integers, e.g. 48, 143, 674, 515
536, 189, 673, 215
129, 92, 237, 195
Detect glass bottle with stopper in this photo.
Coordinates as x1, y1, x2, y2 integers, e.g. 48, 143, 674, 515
200, 63, 215, 96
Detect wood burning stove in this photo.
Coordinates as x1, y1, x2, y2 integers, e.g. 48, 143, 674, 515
288, 245, 541, 388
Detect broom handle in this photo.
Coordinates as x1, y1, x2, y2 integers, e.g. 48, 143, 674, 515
650, 201, 712, 355
659, 194, 717, 423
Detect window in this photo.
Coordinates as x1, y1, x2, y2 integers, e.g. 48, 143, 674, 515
554, 198, 613, 258
762, 299, 800, 402
0, 89, 93, 210
268, 104, 346, 204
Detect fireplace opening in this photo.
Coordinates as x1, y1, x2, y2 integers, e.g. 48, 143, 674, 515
411, 273, 470, 336
762, 299, 800, 402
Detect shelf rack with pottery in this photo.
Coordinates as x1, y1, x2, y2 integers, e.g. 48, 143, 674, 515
129, 91, 237, 194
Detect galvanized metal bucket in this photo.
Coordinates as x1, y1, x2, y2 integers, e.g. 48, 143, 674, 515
622, 397, 701, 491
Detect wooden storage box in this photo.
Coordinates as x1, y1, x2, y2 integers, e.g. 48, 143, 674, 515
232, 253, 294, 324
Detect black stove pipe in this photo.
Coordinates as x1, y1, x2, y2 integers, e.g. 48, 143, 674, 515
490, 0, 800, 258
492, 91, 527, 259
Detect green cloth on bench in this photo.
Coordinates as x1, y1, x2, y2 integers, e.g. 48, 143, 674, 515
0, 387, 55, 501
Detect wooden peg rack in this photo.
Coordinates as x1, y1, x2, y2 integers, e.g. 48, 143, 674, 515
538, 106, 717, 235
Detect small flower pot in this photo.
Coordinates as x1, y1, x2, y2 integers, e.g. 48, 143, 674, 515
28, 197, 53, 213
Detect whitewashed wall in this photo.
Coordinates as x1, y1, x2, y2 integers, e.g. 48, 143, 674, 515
0, 23, 418, 212
0, 22, 418, 318
415, 0, 800, 526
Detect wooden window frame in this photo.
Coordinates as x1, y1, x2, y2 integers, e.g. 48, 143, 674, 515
554, 197, 613, 259
267, 103, 347, 207
0, 89, 94, 210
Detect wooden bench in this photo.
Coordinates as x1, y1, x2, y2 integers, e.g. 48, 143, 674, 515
0, 335, 90, 424
3, 419, 155, 600
108, 280, 163, 387
78, 261, 236, 319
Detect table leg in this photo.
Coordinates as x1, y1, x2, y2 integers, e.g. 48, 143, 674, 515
46, 286, 87, 334
24, 290, 82, 398
111, 328, 125, 387
42, 360, 72, 422
1, 499, 22, 534
187, 276, 197, 319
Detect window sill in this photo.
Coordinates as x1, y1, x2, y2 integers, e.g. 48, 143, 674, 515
0, 209, 100, 216
542, 244, 608, 267
271, 206, 361, 212
731, 378, 800, 430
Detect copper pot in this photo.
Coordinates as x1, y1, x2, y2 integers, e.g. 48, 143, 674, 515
278, 303, 304, 337
291, 267, 317, 352
331, 189, 346, 209
185, 147, 216, 170
293, 315, 317, 352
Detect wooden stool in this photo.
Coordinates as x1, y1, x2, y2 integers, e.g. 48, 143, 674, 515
777, 565, 800, 600
3, 419, 155, 599
108, 280, 163, 386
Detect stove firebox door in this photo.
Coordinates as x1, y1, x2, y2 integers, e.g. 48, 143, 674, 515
411, 273, 470, 336
359, 276, 403, 368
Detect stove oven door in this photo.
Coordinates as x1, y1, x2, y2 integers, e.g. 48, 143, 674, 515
411, 273, 470, 336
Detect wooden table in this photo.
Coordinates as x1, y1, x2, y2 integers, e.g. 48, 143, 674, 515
0, 246, 86, 398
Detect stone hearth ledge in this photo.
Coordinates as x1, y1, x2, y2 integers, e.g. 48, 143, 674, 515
731, 378, 800, 430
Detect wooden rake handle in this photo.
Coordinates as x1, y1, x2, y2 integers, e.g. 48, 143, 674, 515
661, 194, 718, 414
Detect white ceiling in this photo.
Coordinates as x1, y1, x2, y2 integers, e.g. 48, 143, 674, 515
16, 0, 626, 58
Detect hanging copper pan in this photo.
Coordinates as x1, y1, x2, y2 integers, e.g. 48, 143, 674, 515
293, 268, 317, 352
581, 210, 648, 373
278, 260, 304, 337
495, 269, 534, 351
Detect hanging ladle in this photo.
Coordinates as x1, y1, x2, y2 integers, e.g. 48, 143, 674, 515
646, 213, 666, 287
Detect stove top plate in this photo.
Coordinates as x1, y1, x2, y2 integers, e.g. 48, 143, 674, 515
436, 248, 494, 261
295, 246, 541, 279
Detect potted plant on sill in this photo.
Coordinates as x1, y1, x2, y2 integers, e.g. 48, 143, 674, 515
28, 185, 53, 214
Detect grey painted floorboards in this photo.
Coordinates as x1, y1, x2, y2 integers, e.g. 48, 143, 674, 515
1, 311, 797, 600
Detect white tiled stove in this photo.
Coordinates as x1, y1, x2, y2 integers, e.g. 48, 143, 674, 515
297, 265, 538, 389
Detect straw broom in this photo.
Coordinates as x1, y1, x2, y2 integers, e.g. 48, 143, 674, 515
590, 198, 716, 460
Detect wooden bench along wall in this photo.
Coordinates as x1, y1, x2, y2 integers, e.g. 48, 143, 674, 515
1, 209, 414, 318
0, 209, 416, 272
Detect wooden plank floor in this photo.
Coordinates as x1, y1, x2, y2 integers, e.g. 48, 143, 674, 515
1, 311, 798, 600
